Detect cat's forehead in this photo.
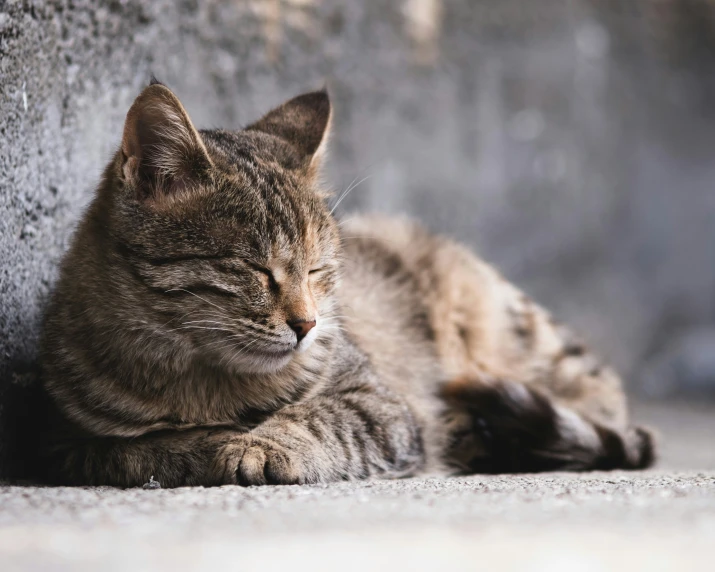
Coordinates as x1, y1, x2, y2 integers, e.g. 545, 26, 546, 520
204, 189, 319, 257
194, 131, 331, 261
201, 129, 305, 171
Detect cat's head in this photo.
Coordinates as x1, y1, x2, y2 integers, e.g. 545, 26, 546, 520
105, 81, 340, 373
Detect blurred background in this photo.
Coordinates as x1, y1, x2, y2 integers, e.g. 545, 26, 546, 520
1, 0, 715, 477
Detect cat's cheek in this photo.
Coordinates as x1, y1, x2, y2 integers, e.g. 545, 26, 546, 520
309, 276, 335, 299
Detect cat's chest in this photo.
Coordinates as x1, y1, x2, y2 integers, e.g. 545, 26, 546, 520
161, 353, 329, 427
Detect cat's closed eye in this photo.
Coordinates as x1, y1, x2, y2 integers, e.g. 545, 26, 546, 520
243, 260, 277, 288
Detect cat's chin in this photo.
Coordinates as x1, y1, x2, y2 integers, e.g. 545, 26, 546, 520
222, 346, 296, 374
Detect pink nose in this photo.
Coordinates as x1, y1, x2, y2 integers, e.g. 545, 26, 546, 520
287, 319, 316, 342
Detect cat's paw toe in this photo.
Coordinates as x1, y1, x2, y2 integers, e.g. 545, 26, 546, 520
237, 441, 301, 486
217, 436, 301, 486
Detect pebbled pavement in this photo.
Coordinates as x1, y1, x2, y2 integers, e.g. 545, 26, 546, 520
1, 402, 714, 571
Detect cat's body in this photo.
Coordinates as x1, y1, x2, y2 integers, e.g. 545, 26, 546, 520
39, 82, 653, 487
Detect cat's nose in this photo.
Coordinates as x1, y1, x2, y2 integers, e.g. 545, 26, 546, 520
287, 319, 316, 343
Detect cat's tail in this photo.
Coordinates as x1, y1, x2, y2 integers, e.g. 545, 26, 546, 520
441, 378, 656, 474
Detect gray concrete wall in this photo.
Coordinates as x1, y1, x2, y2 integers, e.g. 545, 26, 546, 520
2, 0, 715, 477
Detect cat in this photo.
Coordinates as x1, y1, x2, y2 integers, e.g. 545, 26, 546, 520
38, 79, 654, 487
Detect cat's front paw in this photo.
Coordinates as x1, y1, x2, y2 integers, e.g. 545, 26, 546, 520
215, 435, 303, 486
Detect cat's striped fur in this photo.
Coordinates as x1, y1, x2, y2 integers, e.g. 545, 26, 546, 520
38, 82, 654, 487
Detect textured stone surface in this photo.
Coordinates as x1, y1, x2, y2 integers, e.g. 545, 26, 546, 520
2, 473, 715, 571
1, 402, 713, 570
2, 1, 715, 476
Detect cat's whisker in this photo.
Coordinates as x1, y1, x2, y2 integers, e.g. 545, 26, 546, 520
129, 306, 208, 336
319, 323, 345, 331
181, 319, 235, 328
318, 321, 345, 329
165, 288, 226, 312
318, 327, 344, 335
233, 338, 263, 355
158, 307, 203, 329
181, 326, 236, 333
329, 173, 360, 211
207, 333, 260, 351
166, 325, 236, 335
329, 174, 373, 216
195, 334, 247, 351
218, 337, 263, 367
200, 335, 253, 357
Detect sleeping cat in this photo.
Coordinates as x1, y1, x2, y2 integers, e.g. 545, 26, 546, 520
39, 80, 654, 487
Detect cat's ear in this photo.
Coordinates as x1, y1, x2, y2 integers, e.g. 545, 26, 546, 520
120, 83, 212, 200
247, 89, 332, 171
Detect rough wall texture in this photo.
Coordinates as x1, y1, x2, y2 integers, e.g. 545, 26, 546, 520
1, 0, 715, 477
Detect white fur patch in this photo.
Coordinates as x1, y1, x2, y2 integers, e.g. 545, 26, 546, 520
295, 315, 320, 354
554, 406, 601, 451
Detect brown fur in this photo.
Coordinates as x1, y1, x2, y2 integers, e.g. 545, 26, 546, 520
38, 82, 654, 487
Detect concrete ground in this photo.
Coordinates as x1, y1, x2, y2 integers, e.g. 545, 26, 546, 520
1, 402, 714, 571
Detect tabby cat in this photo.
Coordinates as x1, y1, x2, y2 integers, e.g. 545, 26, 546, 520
39, 80, 654, 487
